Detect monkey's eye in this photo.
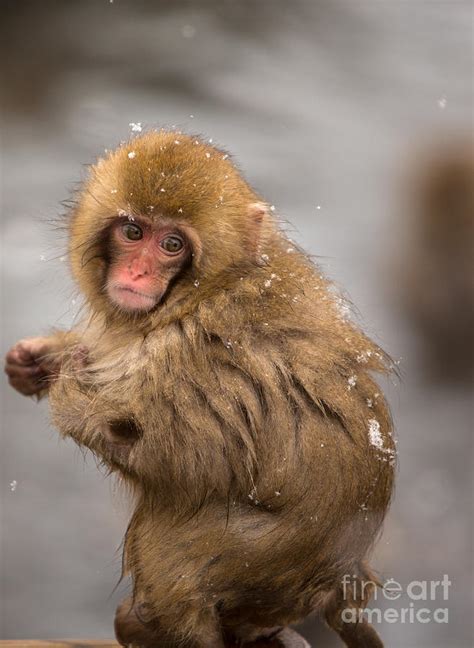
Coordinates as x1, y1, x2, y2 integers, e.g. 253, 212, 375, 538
160, 235, 184, 254
121, 223, 143, 241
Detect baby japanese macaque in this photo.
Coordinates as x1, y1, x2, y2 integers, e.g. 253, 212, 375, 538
5, 131, 395, 647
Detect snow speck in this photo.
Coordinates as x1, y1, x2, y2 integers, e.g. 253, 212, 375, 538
127, 214, 135, 221
335, 296, 351, 320
193, 279, 200, 288
178, 208, 183, 213
129, 122, 142, 132
59, 256, 66, 263
111, 189, 118, 194
248, 487, 260, 504
222, 154, 228, 160
39, 255, 46, 261
174, 139, 180, 145
368, 418, 396, 465
181, 24, 196, 39
437, 95, 447, 109
366, 398, 373, 408
270, 205, 276, 212
189, 114, 194, 119
347, 375, 358, 390
316, 205, 321, 210
368, 419, 384, 450
356, 350, 373, 364
205, 152, 211, 159
260, 253, 270, 262
264, 279, 272, 288
128, 151, 136, 159
391, 357, 402, 369
9, 480, 17, 492
286, 247, 295, 253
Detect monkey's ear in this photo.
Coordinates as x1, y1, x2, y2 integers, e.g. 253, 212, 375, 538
247, 202, 272, 261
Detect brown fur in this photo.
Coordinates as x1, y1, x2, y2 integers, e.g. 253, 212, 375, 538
400, 144, 474, 383
8, 131, 396, 647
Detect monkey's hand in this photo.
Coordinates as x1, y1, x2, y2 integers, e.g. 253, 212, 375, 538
4, 336, 73, 397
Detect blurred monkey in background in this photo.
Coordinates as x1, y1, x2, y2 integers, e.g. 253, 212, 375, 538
400, 143, 473, 383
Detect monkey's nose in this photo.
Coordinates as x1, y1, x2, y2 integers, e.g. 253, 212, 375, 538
128, 260, 150, 279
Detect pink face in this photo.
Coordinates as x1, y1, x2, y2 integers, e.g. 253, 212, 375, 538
106, 217, 191, 312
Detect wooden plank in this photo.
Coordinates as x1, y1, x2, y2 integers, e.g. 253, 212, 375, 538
0, 630, 310, 647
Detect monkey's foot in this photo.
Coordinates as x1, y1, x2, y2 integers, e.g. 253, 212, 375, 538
114, 598, 167, 647
115, 598, 310, 648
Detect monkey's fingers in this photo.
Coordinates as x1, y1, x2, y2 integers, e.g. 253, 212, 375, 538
7, 375, 48, 396
5, 363, 49, 396
17, 338, 56, 363
5, 345, 36, 366
4, 363, 43, 378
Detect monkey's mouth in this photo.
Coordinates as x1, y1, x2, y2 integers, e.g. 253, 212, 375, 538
108, 284, 158, 312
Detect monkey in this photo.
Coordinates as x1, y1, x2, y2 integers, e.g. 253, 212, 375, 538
398, 143, 474, 383
5, 131, 396, 648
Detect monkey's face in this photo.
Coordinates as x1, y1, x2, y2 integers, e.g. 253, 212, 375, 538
106, 217, 192, 312
69, 131, 272, 318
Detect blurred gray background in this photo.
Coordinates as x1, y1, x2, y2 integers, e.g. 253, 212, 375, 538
0, 1, 472, 646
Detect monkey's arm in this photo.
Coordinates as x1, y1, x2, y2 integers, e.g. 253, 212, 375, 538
4, 331, 82, 397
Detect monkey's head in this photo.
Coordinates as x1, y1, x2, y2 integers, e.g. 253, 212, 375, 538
69, 131, 273, 319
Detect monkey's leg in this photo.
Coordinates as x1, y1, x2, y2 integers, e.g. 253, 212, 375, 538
115, 597, 226, 648
187, 607, 227, 648
323, 591, 383, 648
115, 597, 171, 647
333, 621, 383, 648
